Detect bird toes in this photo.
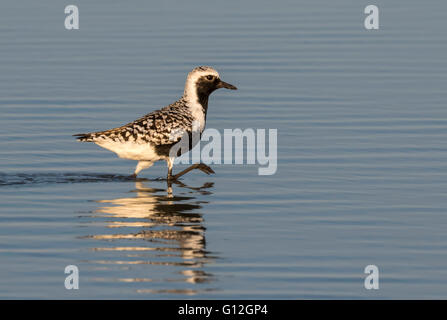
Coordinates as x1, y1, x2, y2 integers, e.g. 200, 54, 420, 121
197, 163, 215, 175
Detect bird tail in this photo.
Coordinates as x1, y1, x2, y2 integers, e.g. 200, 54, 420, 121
73, 133, 96, 142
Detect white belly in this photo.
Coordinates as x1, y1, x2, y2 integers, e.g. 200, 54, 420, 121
96, 140, 161, 161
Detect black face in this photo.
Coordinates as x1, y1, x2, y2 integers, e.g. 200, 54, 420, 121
196, 75, 221, 98
195, 74, 237, 111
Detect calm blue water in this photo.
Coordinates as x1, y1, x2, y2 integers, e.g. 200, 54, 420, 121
1, 0, 447, 298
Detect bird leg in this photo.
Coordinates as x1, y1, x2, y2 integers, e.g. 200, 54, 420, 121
132, 161, 154, 179
170, 163, 215, 180
167, 158, 174, 180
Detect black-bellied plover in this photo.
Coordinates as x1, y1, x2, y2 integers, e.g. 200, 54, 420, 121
74, 66, 237, 180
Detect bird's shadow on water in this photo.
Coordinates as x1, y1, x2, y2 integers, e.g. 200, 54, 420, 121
77, 177, 219, 296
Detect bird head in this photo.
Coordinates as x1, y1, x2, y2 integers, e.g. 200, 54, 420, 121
183, 66, 237, 104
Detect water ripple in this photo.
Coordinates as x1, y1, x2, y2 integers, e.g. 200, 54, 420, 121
0, 172, 136, 186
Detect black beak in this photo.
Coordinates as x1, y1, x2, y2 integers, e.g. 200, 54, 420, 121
217, 79, 237, 90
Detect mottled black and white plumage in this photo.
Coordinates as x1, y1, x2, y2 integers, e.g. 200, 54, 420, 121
74, 66, 237, 179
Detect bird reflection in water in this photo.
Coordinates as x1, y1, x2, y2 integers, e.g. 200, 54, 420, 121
83, 179, 217, 295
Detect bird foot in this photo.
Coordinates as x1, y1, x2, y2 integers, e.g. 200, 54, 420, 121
171, 163, 215, 180
196, 163, 215, 175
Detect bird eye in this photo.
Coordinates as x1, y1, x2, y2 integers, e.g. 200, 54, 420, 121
206, 75, 214, 81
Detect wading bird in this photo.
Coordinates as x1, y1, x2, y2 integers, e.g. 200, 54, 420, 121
74, 66, 237, 180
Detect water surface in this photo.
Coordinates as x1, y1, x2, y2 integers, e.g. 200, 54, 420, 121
1, 0, 447, 298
